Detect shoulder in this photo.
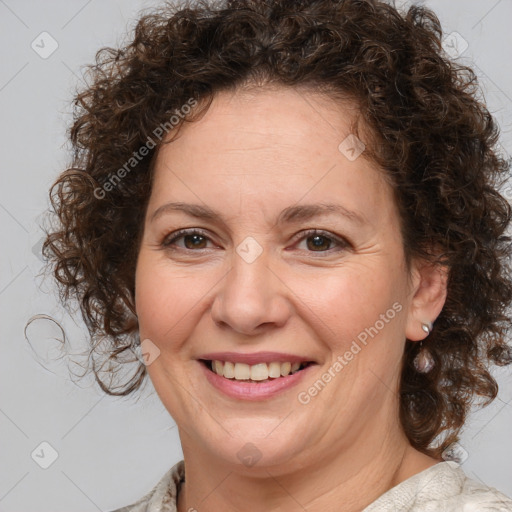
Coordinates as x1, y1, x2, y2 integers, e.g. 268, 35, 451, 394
364, 461, 512, 511
444, 471, 512, 511
106, 460, 185, 512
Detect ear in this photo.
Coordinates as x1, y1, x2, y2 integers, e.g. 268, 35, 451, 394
405, 258, 449, 342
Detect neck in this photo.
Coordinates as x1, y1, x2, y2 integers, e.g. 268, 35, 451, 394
176, 425, 439, 512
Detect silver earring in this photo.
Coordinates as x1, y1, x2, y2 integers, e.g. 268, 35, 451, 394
421, 321, 433, 334
413, 321, 435, 373
413, 345, 435, 373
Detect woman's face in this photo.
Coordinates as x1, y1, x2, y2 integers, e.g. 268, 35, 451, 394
135, 86, 426, 473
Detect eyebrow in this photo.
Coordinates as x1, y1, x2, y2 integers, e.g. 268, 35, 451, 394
150, 201, 366, 226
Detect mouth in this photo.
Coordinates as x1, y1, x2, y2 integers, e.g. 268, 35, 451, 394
199, 359, 315, 383
196, 351, 319, 400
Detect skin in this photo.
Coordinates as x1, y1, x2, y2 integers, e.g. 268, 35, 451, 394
134, 85, 448, 512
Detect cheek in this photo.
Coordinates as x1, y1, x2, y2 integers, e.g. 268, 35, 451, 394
134, 252, 214, 345
291, 262, 405, 341
135, 259, 169, 335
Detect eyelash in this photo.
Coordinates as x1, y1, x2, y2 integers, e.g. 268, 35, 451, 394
161, 228, 350, 256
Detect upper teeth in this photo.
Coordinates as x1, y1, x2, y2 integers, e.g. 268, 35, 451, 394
211, 361, 303, 380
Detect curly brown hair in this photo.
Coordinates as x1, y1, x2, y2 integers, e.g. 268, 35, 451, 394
43, 0, 512, 459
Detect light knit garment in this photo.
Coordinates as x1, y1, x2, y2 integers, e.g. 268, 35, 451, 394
109, 459, 512, 511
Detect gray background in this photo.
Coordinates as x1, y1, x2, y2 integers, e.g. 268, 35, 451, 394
0, 1, 511, 510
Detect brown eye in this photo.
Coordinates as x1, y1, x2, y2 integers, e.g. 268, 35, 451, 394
306, 234, 333, 251
162, 229, 213, 250
182, 233, 208, 249
294, 229, 350, 255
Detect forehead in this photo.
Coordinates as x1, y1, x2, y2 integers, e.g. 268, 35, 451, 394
149, 86, 395, 227
163, 86, 364, 161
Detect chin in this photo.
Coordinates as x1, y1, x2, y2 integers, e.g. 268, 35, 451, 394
193, 420, 311, 473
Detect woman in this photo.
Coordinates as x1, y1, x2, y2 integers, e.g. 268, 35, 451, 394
44, 0, 512, 510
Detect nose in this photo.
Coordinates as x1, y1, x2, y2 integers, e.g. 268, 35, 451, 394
210, 248, 291, 337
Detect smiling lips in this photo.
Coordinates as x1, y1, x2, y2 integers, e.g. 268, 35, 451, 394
200, 357, 317, 400
198, 351, 316, 384
208, 360, 310, 381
